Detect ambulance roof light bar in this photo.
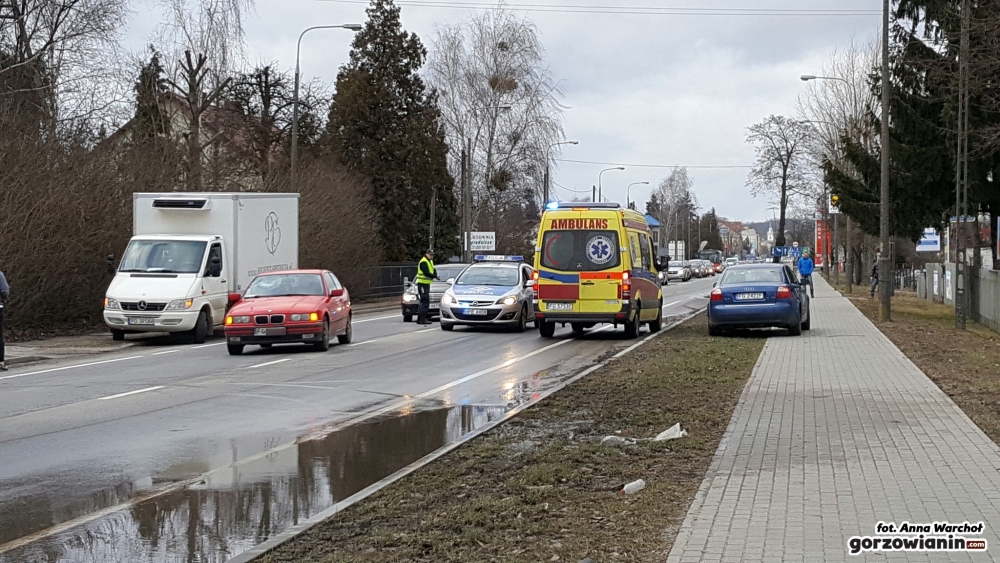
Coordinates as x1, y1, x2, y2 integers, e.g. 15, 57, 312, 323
545, 202, 621, 210
474, 255, 524, 262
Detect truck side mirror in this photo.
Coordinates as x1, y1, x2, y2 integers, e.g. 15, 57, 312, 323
107, 254, 116, 274
208, 256, 222, 277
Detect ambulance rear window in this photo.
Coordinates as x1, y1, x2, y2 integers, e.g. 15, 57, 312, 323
541, 230, 621, 272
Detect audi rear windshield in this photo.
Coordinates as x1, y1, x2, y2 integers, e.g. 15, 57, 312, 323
540, 230, 621, 272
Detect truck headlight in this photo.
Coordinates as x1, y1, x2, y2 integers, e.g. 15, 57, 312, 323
104, 297, 121, 310
166, 299, 194, 310
402, 294, 417, 302
500, 296, 517, 305
226, 315, 251, 325
441, 294, 455, 305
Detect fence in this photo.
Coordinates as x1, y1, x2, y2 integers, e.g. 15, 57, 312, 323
894, 268, 917, 291
971, 268, 1000, 334
363, 262, 418, 298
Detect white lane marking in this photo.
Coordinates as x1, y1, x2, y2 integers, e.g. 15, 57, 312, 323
153, 350, 178, 356
192, 342, 225, 349
0, 356, 144, 382
353, 314, 397, 324
347, 339, 378, 347
247, 358, 291, 369
98, 386, 165, 401
414, 328, 437, 334
662, 299, 682, 309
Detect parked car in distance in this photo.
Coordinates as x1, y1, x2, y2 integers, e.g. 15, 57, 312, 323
666, 260, 692, 282
400, 263, 469, 322
224, 269, 352, 355
707, 263, 811, 336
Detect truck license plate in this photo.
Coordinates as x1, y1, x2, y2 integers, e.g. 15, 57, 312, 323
127, 317, 155, 326
735, 293, 765, 301
463, 309, 489, 316
547, 303, 573, 311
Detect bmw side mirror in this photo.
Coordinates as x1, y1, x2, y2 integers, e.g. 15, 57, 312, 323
330, 288, 345, 297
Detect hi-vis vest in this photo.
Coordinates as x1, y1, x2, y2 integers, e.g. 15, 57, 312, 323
416, 257, 436, 285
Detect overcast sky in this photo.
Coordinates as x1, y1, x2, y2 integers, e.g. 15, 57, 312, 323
124, 0, 880, 222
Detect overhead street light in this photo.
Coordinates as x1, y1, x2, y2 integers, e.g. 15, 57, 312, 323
544, 140, 579, 206
598, 166, 625, 202
290, 24, 363, 191
800, 74, 851, 85
626, 181, 649, 210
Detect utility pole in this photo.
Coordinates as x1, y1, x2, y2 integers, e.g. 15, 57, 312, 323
878, 0, 892, 321
543, 166, 549, 209
833, 212, 840, 285
955, 0, 970, 329
460, 141, 468, 262
429, 188, 436, 251
592, 185, 596, 202
846, 216, 853, 292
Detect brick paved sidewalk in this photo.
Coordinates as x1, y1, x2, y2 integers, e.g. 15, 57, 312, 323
668, 275, 1000, 562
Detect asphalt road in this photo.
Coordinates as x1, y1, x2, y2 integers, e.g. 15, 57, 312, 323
0, 276, 714, 561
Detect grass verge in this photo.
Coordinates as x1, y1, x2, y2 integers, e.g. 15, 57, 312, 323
255, 314, 765, 563
835, 283, 1000, 443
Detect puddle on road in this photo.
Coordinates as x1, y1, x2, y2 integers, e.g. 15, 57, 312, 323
0, 403, 521, 563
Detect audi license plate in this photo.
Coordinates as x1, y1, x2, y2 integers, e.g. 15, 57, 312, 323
735, 293, 765, 301
547, 303, 573, 311
463, 308, 489, 316
127, 317, 155, 326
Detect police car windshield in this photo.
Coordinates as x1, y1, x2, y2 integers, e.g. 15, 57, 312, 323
244, 274, 326, 298
455, 267, 519, 287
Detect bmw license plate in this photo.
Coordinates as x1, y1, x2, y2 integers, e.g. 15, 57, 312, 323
254, 327, 286, 336
735, 293, 765, 301
463, 309, 489, 316
127, 317, 155, 326
547, 302, 573, 311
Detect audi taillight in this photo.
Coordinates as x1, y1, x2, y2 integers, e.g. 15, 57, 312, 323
710, 288, 723, 302
776, 286, 792, 299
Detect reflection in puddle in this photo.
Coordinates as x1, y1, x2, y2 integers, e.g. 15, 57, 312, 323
1, 405, 508, 563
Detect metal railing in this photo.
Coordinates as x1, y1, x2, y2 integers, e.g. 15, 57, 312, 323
364, 262, 418, 298
893, 268, 917, 291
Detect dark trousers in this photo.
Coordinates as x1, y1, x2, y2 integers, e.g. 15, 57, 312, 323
416, 284, 431, 320
0, 307, 5, 362
801, 274, 814, 298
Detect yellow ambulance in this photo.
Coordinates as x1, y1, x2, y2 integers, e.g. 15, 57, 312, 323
532, 202, 665, 338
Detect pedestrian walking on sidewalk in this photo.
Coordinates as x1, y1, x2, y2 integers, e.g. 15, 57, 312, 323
0, 269, 9, 371
870, 262, 879, 298
415, 249, 440, 325
797, 251, 815, 298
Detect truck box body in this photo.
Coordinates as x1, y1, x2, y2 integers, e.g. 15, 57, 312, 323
104, 193, 299, 339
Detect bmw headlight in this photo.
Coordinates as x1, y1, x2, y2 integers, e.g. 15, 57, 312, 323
441, 294, 455, 305
500, 296, 517, 306
290, 313, 320, 322
226, 315, 251, 325
104, 297, 121, 310
166, 299, 194, 310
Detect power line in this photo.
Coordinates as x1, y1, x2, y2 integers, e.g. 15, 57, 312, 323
554, 158, 752, 169
316, 0, 879, 17
551, 180, 592, 194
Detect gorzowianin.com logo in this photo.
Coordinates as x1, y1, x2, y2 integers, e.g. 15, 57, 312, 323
849, 521, 987, 555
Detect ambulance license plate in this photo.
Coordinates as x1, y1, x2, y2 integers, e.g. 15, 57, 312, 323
463, 309, 489, 316
127, 317, 155, 326
547, 303, 573, 311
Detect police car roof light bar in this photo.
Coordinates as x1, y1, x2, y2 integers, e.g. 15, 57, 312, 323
545, 202, 621, 210
474, 255, 524, 262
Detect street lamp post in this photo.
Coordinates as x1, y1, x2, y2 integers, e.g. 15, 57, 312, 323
598, 166, 625, 202
291, 24, 362, 191
626, 181, 649, 210
544, 140, 579, 206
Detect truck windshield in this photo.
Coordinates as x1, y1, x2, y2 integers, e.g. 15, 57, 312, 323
119, 240, 207, 274
245, 274, 326, 298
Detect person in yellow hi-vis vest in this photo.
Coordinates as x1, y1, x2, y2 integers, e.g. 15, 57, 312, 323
415, 249, 440, 325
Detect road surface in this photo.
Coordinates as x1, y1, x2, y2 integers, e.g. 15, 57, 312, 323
0, 277, 713, 562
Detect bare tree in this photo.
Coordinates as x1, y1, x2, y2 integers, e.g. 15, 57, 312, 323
427, 3, 564, 242
746, 115, 816, 250
653, 167, 696, 253
165, 51, 231, 190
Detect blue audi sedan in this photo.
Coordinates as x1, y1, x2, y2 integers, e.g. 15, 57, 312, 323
707, 263, 811, 336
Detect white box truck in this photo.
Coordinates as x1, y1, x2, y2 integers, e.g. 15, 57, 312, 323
103, 193, 299, 342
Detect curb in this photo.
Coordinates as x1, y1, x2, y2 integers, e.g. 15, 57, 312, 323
227, 306, 708, 563
6, 355, 49, 366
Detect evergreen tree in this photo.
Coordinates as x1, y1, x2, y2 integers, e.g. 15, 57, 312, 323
134, 49, 170, 140
327, 0, 459, 261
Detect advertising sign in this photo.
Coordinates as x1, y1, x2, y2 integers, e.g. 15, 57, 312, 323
469, 232, 496, 251
946, 270, 953, 300
916, 228, 941, 252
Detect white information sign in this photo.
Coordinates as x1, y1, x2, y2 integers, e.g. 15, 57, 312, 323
469, 232, 496, 251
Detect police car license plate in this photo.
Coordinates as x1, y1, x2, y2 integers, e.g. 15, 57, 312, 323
547, 303, 573, 311
463, 308, 489, 316
127, 317, 155, 326
735, 293, 764, 301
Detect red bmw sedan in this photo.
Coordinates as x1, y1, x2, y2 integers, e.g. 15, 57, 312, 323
224, 269, 352, 356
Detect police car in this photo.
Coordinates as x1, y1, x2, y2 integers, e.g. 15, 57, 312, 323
439, 256, 537, 332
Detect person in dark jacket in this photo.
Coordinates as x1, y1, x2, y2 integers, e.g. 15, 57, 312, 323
870, 262, 879, 298
415, 249, 440, 325
0, 270, 8, 371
